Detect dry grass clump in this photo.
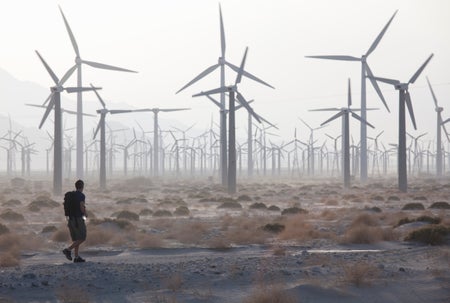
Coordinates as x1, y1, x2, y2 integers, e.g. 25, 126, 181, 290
237, 194, 252, 201
281, 207, 308, 215
429, 201, 450, 209
84, 225, 114, 246
164, 273, 184, 292
0, 233, 21, 267
218, 201, 242, 209
153, 210, 173, 217
28, 196, 59, 212
0, 223, 9, 235
89, 218, 135, 230
2, 199, 22, 207
139, 208, 153, 216
115, 210, 140, 221
387, 195, 400, 201
396, 216, 441, 227
278, 214, 325, 241
0, 209, 25, 221
41, 225, 58, 233
165, 221, 208, 245
268, 205, 281, 212
174, 206, 190, 216
341, 213, 395, 244
224, 217, 270, 245
250, 202, 267, 210
51, 226, 70, 242
116, 197, 148, 205
405, 225, 450, 245
242, 284, 297, 303
263, 223, 285, 233
342, 261, 380, 287
402, 202, 425, 210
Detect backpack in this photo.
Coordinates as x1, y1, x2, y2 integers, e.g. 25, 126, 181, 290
63, 191, 79, 217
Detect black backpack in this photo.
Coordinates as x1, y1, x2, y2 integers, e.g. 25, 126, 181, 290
63, 191, 79, 217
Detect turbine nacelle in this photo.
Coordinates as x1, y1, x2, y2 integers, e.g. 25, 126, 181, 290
51, 86, 64, 93
218, 57, 226, 65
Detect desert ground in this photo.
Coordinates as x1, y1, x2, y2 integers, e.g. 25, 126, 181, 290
0, 175, 449, 302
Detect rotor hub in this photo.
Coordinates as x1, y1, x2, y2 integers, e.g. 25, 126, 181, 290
218, 57, 225, 65
75, 56, 82, 64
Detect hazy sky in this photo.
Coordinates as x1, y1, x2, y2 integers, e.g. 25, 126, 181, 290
1, 0, 450, 148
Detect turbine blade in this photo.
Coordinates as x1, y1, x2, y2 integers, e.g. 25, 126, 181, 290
236, 93, 262, 123
59, 65, 77, 85
370, 75, 400, 86
219, 4, 226, 58
351, 111, 375, 128
42, 93, 53, 106
426, 76, 439, 108
409, 54, 434, 84
35, 51, 59, 85
159, 108, 191, 112
309, 108, 340, 112
93, 118, 102, 139
25, 103, 46, 109
39, 94, 55, 129
405, 91, 417, 130
59, 6, 80, 57
305, 55, 361, 61
321, 111, 344, 126
82, 60, 137, 73
205, 95, 222, 108
236, 47, 248, 85
109, 110, 134, 114
225, 61, 274, 89
366, 63, 390, 112
348, 78, 352, 107
366, 10, 398, 56
65, 86, 100, 93
299, 118, 312, 130
193, 86, 228, 97
176, 64, 220, 94
440, 112, 450, 140
90, 83, 106, 109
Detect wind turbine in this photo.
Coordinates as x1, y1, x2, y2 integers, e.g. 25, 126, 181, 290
58, 6, 137, 180
426, 77, 449, 177
193, 47, 265, 194
370, 54, 434, 192
299, 118, 326, 176
310, 79, 375, 188
90, 85, 136, 189
176, 4, 273, 187
306, 10, 397, 183
35, 50, 98, 195
112, 108, 190, 177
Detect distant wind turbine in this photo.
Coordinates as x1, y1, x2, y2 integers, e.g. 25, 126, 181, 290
370, 53, 433, 192
58, 6, 137, 180
306, 10, 397, 183
310, 79, 375, 188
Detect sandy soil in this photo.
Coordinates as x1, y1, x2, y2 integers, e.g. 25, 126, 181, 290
0, 176, 449, 302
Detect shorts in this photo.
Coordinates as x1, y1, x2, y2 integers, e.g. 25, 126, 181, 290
68, 217, 87, 241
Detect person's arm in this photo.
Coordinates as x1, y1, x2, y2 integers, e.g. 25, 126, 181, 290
80, 201, 87, 217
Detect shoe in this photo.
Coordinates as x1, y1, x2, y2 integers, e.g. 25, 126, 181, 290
62, 249, 72, 261
74, 256, 86, 263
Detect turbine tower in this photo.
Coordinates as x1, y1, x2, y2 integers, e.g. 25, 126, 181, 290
426, 77, 449, 177
371, 54, 433, 192
306, 10, 397, 183
58, 6, 137, 180
176, 4, 273, 187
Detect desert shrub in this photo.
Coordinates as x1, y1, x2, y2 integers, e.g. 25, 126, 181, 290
342, 214, 390, 244
0, 246, 20, 268
237, 194, 252, 201
268, 205, 281, 212
85, 226, 114, 246
115, 210, 140, 221
342, 261, 380, 287
217, 197, 236, 203
51, 228, 69, 242
0, 223, 9, 235
263, 223, 285, 233
164, 273, 184, 292
405, 225, 450, 245
174, 206, 190, 216
116, 197, 148, 204
139, 209, 153, 216
199, 197, 216, 203
242, 284, 297, 303
429, 201, 450, 209
0, 210, 24, 221
41, 225, 57, 233
136, 232, 164, 248
366, 206, 382, 213
402, 203, 425, 210
250, 202, 267, 210
153, 210, 173, 217
416, 216, 441, 224
2, 199, 22, 207
350, 213, 379, 227
28, 197, 59, 212
218, 201, 242, 209
278, 215, 323, 241
281, 207, 308, 215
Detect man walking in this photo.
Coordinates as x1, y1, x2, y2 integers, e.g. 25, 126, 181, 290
62, 180, 87, 263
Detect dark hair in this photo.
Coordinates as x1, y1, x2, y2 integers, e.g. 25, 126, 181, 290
75, 180, 84, 190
